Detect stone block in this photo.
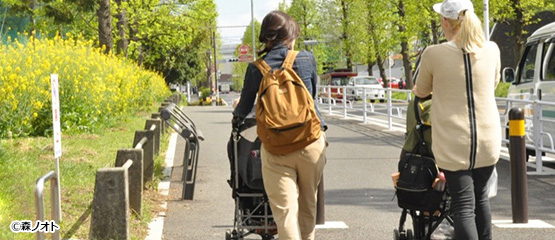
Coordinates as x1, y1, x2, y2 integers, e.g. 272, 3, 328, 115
90, 168, 129, 240
133, 130, 154, 183
145, 119, 162, 155
115, 149, 143, 216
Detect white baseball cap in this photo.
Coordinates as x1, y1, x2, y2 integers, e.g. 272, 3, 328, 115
433, 0, 474, 20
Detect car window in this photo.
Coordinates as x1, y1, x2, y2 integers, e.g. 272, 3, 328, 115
356, 77, 379, 85
519, 44, 538, 84
544, 43, 555, 81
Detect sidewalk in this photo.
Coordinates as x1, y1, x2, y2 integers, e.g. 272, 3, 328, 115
156, 105, 555, 239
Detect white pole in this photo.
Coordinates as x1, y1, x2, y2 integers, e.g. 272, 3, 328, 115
251, 0, 256, 60
483, 0, 490, 40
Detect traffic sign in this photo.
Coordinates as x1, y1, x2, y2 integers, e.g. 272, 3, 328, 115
50, 74, 62, 158
239, 54, 252, 62
239, 44, 249, 55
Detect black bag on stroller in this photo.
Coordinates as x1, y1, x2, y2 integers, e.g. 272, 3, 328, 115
393, 96, 453, 240
226, 118, 277, 240
395, 96, 443, 213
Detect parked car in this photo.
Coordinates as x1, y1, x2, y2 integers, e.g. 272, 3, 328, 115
378, 77, 406, 89
346, 76, 385, 102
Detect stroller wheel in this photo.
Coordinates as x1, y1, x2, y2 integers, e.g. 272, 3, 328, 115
225, 230, 232, 240
393, 229, 401, 240
406, 229, 413, 240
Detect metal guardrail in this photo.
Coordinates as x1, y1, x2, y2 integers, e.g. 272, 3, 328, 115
161, 103, 204, 200
317, 85, 412, 130
35, 171, 61, 240
317, 84, 555, 175
496, 97, 555, 174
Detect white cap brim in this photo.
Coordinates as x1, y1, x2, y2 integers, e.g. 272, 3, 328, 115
433, 3, 443, 16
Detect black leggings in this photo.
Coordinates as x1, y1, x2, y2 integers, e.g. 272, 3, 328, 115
443, 165, 494, 240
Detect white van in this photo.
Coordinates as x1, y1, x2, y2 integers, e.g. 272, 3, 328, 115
502, 21, 555, 158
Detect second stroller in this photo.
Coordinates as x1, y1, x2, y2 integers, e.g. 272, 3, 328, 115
393, 96, 454, 240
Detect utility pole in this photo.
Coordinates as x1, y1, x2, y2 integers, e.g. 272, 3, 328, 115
212, 30, 219, 101
483, 0, 490, 40
251, 0, 256, 60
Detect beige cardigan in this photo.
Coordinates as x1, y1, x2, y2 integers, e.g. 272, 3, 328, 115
414, 41, 501, 171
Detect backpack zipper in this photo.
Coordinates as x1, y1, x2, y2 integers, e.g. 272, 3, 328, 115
271, 122, 306, 133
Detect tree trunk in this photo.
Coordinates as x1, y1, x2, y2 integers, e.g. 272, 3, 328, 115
397, 0, 413, 88
340, 0, 352, 70
29, 0, 36, 38
97, 0, 113, 54
431, 19, 440, 45
511, 0, 525, 66
115, 0, 128, 56
377, 54, 387, 86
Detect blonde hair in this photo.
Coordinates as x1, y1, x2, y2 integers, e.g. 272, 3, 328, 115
446, 10, 485, 53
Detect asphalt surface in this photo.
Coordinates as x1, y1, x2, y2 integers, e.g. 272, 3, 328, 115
160, 103, 555, 240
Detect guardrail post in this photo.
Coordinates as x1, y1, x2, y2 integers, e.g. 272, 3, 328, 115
509, 107, 529, 223
343, 86, 347, 118
90, 168, 130, 240
145, 119, 162, 155
532, 102, 543, 173
133, 130, 154, 183
115, 149, 143, 216
387, 88, 392, 130
362, 88, 367, 124
327, 85, 332, 114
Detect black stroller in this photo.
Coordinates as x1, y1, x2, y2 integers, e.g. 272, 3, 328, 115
393, 96, 454, 240
226, 118, 277, 240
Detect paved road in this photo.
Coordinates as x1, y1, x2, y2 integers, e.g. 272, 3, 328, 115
161, 105, 555, 240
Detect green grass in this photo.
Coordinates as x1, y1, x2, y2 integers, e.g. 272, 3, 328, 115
0, 103, 172, 240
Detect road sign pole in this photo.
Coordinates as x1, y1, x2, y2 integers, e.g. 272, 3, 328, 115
50, 74, 62, 221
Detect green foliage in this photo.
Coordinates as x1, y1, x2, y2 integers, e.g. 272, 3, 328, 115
0, 35, 169, 138
495, 82, 511, 97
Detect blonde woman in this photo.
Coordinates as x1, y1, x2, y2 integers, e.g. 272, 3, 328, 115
413, 0, 501, 239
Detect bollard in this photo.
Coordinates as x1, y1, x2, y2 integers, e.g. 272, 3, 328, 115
115, 149, 143, 216
133, 130, 155, 183
90, 168, 130, 240
509, 107, 528, 223
145, 119, 162, 155
316, 175, 325, 225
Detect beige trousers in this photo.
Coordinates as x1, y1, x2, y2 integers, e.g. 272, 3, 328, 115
261, 134, 326, 240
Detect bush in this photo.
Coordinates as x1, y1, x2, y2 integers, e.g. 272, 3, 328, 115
495, 82, 510, 98
0, 35, 169, 137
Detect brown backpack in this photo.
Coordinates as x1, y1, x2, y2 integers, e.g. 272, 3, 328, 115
253, 50, 321, 155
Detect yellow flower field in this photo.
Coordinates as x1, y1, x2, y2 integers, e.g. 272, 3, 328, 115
0, 35, 169, 137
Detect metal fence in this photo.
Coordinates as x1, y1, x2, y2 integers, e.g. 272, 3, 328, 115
317, 84, 555, 175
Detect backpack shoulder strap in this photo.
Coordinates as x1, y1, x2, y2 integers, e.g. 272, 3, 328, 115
252, 59, 272, 75
282, 50, 299, 69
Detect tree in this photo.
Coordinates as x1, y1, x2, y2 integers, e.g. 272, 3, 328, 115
97, 0, 112, 54
231, 20, 261, 91
490, 0, 555, 64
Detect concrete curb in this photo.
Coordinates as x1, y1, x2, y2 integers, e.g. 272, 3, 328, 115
146, 132, 178, 240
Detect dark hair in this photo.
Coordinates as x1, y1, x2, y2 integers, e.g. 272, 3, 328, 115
257, 10, 300, 56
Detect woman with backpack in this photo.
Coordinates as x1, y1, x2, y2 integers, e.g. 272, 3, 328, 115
232, 10, 327, 240
412, 0, 501, 239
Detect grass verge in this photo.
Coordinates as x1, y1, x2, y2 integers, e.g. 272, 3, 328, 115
0, 103, 172, 240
